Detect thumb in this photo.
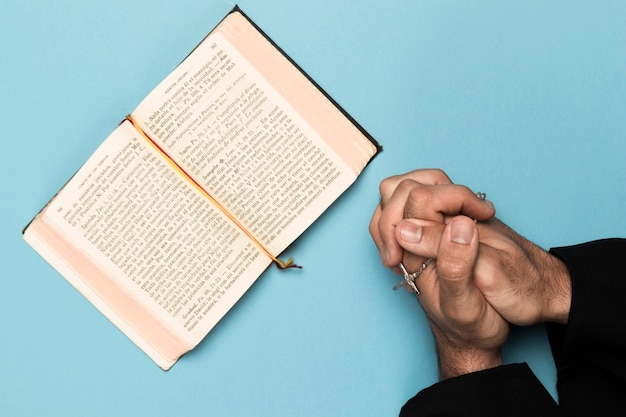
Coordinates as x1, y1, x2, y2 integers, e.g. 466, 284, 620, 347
395, 218, 446, 259
436, 216, 480, 316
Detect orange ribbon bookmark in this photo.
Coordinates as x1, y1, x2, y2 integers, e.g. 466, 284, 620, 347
125, 115, 300, 270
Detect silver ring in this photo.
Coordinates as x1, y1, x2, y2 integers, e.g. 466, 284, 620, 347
393, 259, 433, 295
476, 192, 486, 200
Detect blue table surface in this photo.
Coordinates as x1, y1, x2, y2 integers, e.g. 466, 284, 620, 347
2, 1, 625, 416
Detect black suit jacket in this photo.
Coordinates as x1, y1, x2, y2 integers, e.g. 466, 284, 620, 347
400, 239, 626, 417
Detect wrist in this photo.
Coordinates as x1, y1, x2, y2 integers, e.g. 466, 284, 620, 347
435, 339, 503, 380
540, 253, 572, 324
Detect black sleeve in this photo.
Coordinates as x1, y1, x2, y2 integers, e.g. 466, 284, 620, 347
399, 238, 626, 417
546, 238, 626, 417
399, 363, 562, 417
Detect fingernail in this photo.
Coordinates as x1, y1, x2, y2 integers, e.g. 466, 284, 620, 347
450, 220, 473, 245
483, 199, 495, 210
400, 222, 423, 243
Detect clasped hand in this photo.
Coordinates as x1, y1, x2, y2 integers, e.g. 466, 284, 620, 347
369, 169, 571, 379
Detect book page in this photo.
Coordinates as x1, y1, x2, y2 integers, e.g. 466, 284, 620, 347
40, 120, 272, 345
131, 14, 371, 255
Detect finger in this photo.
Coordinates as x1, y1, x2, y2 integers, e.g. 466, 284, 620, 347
377, 179, 425, 266
378, 169, 453, 203
369, 204, 387, 264
378, 179, 457, 266
370, 203, 422, 274
436, 216, 481, 323
378, 169, 494, 222
395, 218, 445, 260
378, 182, 494, 267
404, 184, 495, 224
371, 205, 438, 276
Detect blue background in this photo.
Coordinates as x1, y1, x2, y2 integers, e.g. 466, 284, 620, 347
2, 1, 625, 416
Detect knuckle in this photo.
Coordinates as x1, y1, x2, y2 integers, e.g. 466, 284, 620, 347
456, 184, 473, 195
406, 185, 432, 214
378, 178, 391, 196
474, 270, 498, 293
397, 178, 418, 193
379, 175, 404, 195
430, 168, 451, 184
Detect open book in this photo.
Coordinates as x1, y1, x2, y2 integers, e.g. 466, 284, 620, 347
23, 7, 380, 370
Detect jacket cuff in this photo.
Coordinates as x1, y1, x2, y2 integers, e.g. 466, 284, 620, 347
400, 363, 560, 417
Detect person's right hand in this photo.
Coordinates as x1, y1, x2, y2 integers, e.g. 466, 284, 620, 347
396, 215, 572, 326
